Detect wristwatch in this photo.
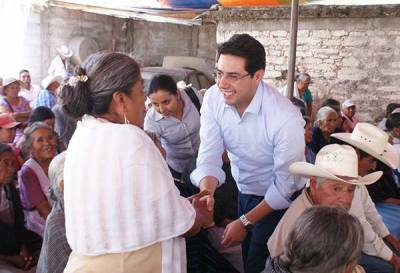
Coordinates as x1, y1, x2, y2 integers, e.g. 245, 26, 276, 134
239, 214, 253, 231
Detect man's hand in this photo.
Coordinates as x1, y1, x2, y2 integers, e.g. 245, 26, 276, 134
199, 176, 218, 211
192, 196, 214, 229
221, 218, 247, 247
389, 254, 400, 273
385, 234, 400, 254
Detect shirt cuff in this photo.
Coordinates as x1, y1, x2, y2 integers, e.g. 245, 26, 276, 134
379, 245, 393, 261
190, 165, 226, 188
264, 183, 291, 210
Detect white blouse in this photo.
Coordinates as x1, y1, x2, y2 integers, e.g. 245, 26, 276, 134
64, 115, 195, 272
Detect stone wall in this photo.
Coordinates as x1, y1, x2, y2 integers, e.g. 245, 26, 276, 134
207, 5, 400, 122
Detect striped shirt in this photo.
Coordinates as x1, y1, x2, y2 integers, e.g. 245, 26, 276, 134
64, 115, 195, 272
33, 89, 57, 109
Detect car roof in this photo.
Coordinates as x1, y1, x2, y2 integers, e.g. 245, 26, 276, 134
141, 66, 197, 75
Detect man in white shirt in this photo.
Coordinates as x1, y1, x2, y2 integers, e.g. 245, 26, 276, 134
18, 69, 40, 105
190, 33, 305, 273
48, 45, 73, 79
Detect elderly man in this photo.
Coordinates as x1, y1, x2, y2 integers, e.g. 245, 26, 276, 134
190, 33, 305, 273
280, 73, 313, 117
268, 142, 400, 273
48, 45, 73, 79
33, 75, 63, 109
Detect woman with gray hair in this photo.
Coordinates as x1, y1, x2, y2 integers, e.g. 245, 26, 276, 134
280, 73, 313, 116
264, 206, 365, 273
17, 122, 57, 237
309, 106, 342, 153
36, 152, 71, 273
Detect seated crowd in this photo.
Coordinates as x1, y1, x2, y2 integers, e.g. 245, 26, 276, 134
0, 34, 399, 273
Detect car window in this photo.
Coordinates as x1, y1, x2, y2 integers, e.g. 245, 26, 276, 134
188, 74, 200, 90
141, 71, 184, 94
198, 74, 211, 90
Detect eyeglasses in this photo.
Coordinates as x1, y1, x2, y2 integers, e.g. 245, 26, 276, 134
213, 69, 251, 83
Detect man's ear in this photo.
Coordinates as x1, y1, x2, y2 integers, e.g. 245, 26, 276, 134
254, 69, 265, 82
309, 176, 317, 191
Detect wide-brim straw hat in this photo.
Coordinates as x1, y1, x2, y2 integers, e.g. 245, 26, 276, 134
2, 77, 22, 88
331, 123, 399, 169
42, 75, 63, 89
290, 144, 382, 185
56, 45, 73, 58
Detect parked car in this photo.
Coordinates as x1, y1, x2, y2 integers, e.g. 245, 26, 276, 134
141, 66, 214, 94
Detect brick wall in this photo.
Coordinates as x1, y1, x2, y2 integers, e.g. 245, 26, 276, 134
207, 5, 400, 122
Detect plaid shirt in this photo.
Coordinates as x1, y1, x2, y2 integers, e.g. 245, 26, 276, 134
33, 89, 57, 109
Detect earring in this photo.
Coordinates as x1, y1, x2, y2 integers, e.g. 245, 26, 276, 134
123, 112, 130, 124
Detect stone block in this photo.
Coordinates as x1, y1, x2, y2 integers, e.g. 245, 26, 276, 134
271, 30, 288, 37
342, 37, 368, 47
337, 68, 368, 81
332, 30, 348, 37
266, 70, 282, 78
342, 57, 361, 67
312, 30, 331, 38
313, 48, 339, 55
267, 56, 286, 65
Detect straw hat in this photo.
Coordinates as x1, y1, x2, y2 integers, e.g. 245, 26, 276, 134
331, 123, 399, 169
56, 45, 73, 58
42, 75, 63, 89
290, 144, 382, 185
2, 78, 21, 88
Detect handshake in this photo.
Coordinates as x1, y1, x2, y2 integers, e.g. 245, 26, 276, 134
187, 190, 215, 234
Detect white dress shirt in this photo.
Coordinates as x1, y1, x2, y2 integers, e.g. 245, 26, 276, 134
191, 81, 306, 210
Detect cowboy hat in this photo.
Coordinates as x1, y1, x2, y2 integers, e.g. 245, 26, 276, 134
331, 123, 399, 169
56, 45, 73, 58
2, 78, 22, 87
42, 75, 63, 89
342, 99, 355, 109
290, 144, 382, 185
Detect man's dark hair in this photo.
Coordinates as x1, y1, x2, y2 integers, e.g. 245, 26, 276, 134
19, 69, 29, 75
216, 34, 266, 75
386, 103, 400, 117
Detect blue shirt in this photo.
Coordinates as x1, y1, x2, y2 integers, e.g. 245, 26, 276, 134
144, 90, 201, 173
190, 81, 306, 210
33, 89, 57, 109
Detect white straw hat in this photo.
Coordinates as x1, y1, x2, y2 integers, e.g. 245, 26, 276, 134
331, 123, 399, 169
42, 75, 63, 89
290, 144, 382, 185
56, 45, 73, 58
342, 99, 355, 109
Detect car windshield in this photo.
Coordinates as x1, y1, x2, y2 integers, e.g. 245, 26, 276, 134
141, 71, 185, 94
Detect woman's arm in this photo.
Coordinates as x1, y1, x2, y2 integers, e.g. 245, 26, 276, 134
11, 111, 31, 123
36, 200, 51, 219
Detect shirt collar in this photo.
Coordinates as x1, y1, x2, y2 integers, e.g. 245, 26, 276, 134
244, 82, 264, 115
154, 109, 164, 122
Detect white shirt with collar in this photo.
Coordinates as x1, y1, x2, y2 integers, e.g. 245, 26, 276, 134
191, 81, 306, 210
48, 55, 69, 78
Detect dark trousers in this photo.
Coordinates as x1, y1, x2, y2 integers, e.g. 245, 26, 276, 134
238, 193, 286, 273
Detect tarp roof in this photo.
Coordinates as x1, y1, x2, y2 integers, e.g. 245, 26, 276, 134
41, 0, 400, 25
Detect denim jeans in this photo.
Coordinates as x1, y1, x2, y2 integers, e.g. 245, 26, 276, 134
360, 253, 394, 273
238, 193, 286, 273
